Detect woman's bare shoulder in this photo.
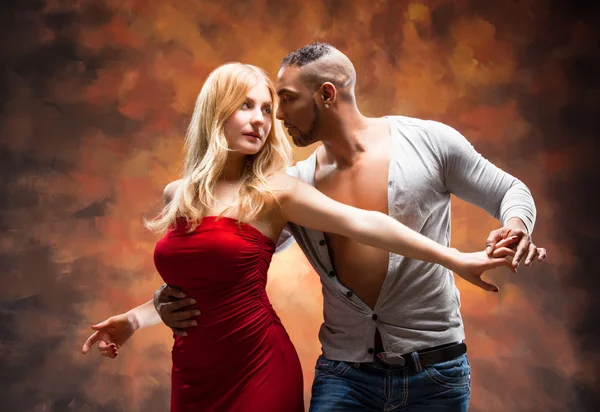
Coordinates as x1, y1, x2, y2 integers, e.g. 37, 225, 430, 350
163, 179, 183, 204
266, 172, 298, 199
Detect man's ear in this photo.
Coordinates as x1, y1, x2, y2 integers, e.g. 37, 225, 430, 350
321, 82, 337, 107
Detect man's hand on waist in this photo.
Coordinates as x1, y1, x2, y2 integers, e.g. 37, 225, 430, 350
153, 283, 200, 337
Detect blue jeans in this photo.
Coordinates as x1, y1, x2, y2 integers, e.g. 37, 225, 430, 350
309, 353, 471, 411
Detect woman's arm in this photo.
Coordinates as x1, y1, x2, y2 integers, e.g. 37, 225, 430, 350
128, 299, 163, 329
81, 299, 162, 359
273, 174, 515, 290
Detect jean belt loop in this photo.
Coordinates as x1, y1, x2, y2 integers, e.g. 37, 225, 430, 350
410, 351, 423, 372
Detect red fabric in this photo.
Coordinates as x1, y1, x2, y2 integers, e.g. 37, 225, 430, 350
154, 216, 304, 412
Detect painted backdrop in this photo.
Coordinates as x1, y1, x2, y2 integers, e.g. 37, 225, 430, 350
1, 0, 599, 411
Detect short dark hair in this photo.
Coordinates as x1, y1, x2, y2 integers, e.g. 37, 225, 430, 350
281, 42, 334, 67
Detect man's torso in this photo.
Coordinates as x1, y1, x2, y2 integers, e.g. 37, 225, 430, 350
314, 117, 392, 308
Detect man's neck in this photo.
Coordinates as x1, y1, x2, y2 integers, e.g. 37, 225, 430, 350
319, 109, 377, 168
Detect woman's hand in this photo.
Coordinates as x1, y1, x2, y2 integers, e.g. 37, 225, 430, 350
81, 312, 139, 359
445, 236, 519, 292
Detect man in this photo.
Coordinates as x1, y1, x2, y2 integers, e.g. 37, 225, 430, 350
83, 43, 546, 411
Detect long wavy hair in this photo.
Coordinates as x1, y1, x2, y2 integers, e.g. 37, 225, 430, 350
146, 63, 292, 234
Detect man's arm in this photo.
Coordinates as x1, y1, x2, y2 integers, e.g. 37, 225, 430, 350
430, 121, 545, 267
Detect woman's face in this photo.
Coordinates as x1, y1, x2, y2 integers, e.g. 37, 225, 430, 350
223, 82, 273, 156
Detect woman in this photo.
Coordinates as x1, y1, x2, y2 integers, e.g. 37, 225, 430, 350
82, 63, 518, 411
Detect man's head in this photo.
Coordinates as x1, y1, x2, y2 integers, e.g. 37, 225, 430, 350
276, 42, 357, 147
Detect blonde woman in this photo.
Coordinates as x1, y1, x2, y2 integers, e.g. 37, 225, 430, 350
83, 63, 517, 411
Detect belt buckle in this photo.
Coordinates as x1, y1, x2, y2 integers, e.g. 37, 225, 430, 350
377, 352, 406, 366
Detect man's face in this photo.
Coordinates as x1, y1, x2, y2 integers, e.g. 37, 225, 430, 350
276, 65, 321, 147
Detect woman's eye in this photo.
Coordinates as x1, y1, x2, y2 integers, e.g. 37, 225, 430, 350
241, 102, 250, 109
264, 107, 272, 114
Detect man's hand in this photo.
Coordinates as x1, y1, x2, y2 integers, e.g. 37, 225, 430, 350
153, 284, 199, 337
485, 218, 547, 269
81, 313, 138, 359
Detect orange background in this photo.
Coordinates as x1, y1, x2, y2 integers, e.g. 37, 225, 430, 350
0, 0, 598, 411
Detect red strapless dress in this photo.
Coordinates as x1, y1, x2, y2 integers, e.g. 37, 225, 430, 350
154, 216, 304, 411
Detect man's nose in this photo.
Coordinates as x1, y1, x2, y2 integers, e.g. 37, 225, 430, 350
276, 105, 285, 121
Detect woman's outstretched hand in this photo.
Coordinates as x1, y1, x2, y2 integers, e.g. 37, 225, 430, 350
445, 236, 519, 292
81, 312, 139, 359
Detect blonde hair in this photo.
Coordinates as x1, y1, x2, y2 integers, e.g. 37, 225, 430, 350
146, 63, 292, 234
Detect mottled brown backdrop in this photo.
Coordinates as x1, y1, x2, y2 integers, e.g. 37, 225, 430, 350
1, 0, 599, 411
